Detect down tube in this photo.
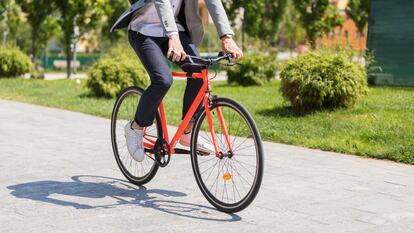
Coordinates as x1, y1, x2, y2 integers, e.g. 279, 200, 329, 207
169, 72, 208, 148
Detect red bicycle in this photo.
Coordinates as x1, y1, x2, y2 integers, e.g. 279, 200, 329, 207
111, 53, 263, 213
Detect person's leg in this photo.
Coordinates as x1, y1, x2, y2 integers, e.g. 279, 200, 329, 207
128, 31, 172, 127
176, 32, 215, 153
177, 32, 204, 133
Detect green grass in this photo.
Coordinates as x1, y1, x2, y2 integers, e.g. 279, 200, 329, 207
0, 78, 413, 164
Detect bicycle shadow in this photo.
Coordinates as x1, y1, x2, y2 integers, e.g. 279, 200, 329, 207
7, 175, 241, 222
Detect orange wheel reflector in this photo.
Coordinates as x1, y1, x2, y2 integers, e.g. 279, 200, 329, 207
223, 172, 232, 181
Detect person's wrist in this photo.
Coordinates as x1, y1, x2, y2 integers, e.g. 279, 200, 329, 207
220, 34, 233, 41
167, 31, 179, 39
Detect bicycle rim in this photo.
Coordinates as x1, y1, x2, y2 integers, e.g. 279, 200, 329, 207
191, 98, 263, 213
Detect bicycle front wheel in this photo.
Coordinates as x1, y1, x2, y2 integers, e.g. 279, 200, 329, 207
191, 97, 264, 213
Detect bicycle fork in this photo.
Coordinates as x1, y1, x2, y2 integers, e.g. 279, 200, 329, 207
203, 95, 234, 158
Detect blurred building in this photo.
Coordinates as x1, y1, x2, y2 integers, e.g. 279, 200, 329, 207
318, 0, 368, 51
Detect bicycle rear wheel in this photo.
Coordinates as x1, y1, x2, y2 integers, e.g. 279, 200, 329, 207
191, 97, 264, 213
111, 87, 161, 186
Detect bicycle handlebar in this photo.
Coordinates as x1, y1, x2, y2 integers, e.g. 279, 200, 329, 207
183, 52, 237, 68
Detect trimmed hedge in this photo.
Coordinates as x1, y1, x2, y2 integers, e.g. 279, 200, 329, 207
87, 57, 149, 98
227, 54, 277, 86
0, 47, 32, 77
280, 50, 368, 112
87, 45, 149, 98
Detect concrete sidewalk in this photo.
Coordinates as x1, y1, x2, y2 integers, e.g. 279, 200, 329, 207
43, 73, 88, 80
0, 99, 413, 233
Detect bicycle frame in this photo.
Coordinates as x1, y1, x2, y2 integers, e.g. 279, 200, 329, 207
143, 69, 234, 157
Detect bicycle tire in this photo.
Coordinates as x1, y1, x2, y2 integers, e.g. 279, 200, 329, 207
190, 97, 264, 213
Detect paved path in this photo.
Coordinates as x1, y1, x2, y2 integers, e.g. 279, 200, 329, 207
0, 99, 413, 233
43, 73, 88, 80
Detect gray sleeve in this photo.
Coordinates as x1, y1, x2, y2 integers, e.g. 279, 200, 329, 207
154, 0, 179, 34
205, 0, 234, 37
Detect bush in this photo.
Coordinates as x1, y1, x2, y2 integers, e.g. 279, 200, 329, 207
0, 47, 32, 77
87, 45, 149, 98
227, 54, 277, 86
280, 49, 368, 112
30, 67, 45, 79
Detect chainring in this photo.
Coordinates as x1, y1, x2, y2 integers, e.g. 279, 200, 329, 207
153, 138, 171, 168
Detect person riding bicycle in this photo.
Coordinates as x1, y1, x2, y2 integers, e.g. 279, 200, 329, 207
113, 0, 243, 162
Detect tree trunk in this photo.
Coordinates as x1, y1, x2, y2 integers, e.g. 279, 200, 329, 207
31, 27, 38, 65
65, 44, 72, 79
241, 10, 246, 51
2, 30, 8, 46
359, 28, 365, 56
306, 29, 317, 49
309, 39, 316, 49
73, 41, 77, 74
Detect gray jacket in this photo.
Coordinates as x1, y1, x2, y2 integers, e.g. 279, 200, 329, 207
111, 0, 234, 46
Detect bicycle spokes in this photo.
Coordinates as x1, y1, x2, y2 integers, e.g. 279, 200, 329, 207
194, 102, 259, 205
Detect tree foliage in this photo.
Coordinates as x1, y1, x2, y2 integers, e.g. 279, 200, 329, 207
16, 0, 58, 63
0, 0, 9, 21
0, 0, 10, 45
224, 0, 287, 46
100, 0, 130, 45
292, 0, 342, 48
56, 0, 108, 78
278, 0, 306, 49
346, 0, 371, 34
2, 0, 22, 44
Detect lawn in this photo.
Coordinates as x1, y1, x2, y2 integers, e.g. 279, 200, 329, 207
0, 78, 413, 164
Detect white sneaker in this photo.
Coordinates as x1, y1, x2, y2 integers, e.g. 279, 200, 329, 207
179, 132, 215, 154
124, 120, 145, 162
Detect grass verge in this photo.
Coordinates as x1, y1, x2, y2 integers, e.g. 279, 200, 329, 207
0, 78, 413, 164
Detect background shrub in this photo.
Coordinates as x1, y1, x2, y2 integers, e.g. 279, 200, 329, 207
280, 49, 368, 112
87, 45, 149, 98
0, 47, 32, 77
227, 54, 277, 86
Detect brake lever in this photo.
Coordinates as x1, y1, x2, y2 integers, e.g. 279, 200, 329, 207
187, 55, 195, 64
225, 61, 242, 67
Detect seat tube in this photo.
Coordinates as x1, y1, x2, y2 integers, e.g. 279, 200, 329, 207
158, 102, 169, 143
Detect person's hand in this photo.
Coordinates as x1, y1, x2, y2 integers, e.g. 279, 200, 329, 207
167, 34, 187, 62
221, 37, 243, 60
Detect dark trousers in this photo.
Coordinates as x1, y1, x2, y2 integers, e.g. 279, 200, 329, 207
128, 30, 203, 127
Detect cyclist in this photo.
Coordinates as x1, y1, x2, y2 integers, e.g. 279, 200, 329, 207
120, 0, 243, 161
